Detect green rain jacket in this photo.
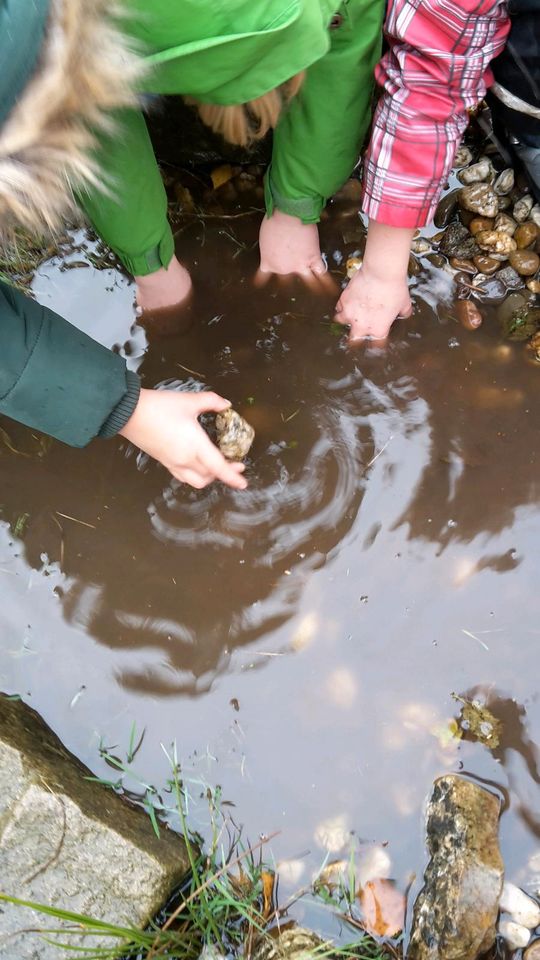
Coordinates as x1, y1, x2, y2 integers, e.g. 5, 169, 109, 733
0, 0, 384, 447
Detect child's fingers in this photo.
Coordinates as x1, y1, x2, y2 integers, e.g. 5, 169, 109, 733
197, 440, 248, 490
190, 391, 231, 415
253, 268, 271, 288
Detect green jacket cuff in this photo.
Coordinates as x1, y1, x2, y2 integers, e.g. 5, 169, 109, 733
264, 170, 325, 224
99, 370, 141, 438
118, 229, 175, 277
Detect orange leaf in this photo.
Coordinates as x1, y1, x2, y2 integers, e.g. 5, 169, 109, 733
359, 879, 405, 937
261, 870, 275, 919
211, 164, 234, 190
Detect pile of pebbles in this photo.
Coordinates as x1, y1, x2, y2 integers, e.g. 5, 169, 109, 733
410, 145, 540, 347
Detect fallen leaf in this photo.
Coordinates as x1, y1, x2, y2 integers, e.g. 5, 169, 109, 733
211, 164, 234, 190
261, 870, 275, 919
452, 693, 502, 749
359, 878, 405, 937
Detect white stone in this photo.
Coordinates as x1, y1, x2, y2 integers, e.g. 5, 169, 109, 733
514, 195, 534, 223
530, 205, 540, 228
499, 920, 531, 950
500, 882, 540, 929
458, 159, 493, 185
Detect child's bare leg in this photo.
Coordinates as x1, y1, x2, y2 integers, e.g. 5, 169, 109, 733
135, 255, 192, 311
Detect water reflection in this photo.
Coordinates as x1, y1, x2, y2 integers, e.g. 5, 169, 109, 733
0, 201, 539, 902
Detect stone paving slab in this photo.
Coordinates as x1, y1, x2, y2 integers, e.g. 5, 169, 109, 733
0, 695, 190, 959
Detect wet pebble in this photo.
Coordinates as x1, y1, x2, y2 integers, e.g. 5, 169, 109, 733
526, 277, 540, 294
514, 195, 534, 222
456, 300, 483, 330
493, 213, 517, 236
476, 231, 517, 257
494, 168, 515, 195
509, 250, 540, 277
454, 145, 474, 167
425, 253, 447, 269
498, 296, 540, 340
515, 222, 539, 249
411, 238, 432, 255
499, 920, 531, 950
469, 217, 495, 236
408, 255, 422, 276
525, 940, 540, 960
531, 205, 540, 228
434, 189, 461, 228
498, 195, 513, 210
458, 158, 493, 185
440, 223, 479, 259
476, 231, 518, 257
215, 409, 255, 460
497, 265, 525, 289
473, 254, 500, 275
500, 883, 540, 928
471, 276, 506, 301
460, 183, 499, 218
449, 257, 476, 274
346, 256, 363, 278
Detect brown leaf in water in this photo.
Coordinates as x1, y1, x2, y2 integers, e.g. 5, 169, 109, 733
211, 164, 234, 190
261, 870, 275, 919
359, 879, 405, 937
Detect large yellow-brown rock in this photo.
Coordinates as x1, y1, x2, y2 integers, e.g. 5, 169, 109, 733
408, 775, 503, 960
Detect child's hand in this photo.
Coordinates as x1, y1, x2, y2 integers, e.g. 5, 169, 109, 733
135, 256, 193, 312
335, 264, 412, 341
119, 389, 248, 490
257, 210, 333, 287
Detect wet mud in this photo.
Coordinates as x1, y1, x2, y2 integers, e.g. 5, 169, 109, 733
0, 191, 539, 939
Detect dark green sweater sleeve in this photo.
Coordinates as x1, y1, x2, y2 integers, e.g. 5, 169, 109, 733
0, 281, 140, 447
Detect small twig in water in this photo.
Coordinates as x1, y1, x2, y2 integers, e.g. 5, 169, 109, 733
55, 511, 96, 529
461, 628, 489, 651
280, 408, 300, 423
175, 362, 205, 379
364, 436, 393, 471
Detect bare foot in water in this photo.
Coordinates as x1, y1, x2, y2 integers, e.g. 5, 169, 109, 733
135, 256, 192, 311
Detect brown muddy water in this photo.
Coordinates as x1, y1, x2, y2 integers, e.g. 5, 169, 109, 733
1, 192, 540, 938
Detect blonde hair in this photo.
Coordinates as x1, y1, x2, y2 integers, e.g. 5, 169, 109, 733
187, 73, 304, 147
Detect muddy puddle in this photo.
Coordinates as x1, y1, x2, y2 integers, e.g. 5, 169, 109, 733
1, 190, 540, 939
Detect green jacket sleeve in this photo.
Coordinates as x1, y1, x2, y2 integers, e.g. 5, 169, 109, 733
77, 108, 175, 277
265, 0, 385, 223
0, 281, 140, 447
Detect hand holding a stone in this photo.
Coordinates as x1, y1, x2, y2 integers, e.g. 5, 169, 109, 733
119, 389, 248, 490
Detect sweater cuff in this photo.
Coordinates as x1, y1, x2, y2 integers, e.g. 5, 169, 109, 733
99, 370, 141, 438
264, 170, 324, 224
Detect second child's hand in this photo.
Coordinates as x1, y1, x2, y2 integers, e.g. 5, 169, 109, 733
335, 221, 414, 341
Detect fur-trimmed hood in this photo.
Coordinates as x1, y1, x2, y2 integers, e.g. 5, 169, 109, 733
0, 0, 144, 246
